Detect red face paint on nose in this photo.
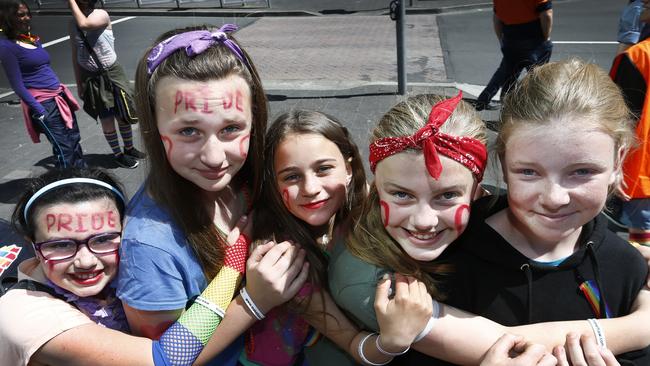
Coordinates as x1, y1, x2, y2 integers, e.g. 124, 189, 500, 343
379, 200, 390, 227
161, 135, 173, 161
454, 204, 470, 234
239, 134, 250, 159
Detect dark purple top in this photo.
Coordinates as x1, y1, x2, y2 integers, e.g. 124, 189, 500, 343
0, 39, 61, 115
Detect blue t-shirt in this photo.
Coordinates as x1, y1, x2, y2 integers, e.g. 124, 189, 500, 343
117, 185, 242, 366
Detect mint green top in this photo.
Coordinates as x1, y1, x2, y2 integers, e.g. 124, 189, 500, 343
328, 241, 391, 332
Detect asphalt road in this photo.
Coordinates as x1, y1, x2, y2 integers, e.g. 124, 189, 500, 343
439, 0, 621, 95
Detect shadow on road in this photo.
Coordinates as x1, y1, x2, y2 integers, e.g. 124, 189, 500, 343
34, 153, 125, 171
0, 179, 33, 205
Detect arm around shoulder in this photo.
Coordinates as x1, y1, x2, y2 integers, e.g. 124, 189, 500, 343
33, 323, 154, 366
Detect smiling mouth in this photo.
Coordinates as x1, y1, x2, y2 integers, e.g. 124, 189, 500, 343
197, 167, 228, 179
301, 199, 329, 210
69, 271, 103, 285
404, 228, 445, 245
538, 212, 575, 220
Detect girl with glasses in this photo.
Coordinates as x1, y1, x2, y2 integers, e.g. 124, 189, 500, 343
0, 167, 305, 366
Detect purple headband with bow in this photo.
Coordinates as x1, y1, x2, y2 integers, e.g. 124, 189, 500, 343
146, 24, 250, 74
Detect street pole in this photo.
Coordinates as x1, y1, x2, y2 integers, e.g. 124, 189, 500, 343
390, 0, 407, 95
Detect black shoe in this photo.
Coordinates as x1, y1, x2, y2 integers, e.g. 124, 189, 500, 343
124, 147, 147, 160
115, 153, 139, 169
474, 101, 487, 111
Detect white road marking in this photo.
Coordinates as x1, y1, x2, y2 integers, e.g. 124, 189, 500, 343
553, 41, 617, 44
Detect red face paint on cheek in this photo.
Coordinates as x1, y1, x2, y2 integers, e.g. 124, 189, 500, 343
160, 135, 173, 161
282, 189, 290, 210
379, 200, 390, 227
239, 134, 250, 159
45, 259, 55, 273
454, 204, 470, 234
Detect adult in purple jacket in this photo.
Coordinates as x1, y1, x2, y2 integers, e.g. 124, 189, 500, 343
0, 0, 86, 168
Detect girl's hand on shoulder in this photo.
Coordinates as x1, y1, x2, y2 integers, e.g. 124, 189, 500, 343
244, 240, 309, 314
480, 334, 556, 366
374, 273, 433, 352
554, 333, 619, 366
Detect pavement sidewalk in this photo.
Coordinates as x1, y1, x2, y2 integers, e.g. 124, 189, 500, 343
33, 0, 492, 16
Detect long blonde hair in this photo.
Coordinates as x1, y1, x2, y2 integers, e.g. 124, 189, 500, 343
347, 93, 486, 298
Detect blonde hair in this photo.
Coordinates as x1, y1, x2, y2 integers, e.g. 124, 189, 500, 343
347, 93, 486, 298
497, 58, 636, 192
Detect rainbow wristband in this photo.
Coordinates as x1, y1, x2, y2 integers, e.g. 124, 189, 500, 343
153, 233, 249, 366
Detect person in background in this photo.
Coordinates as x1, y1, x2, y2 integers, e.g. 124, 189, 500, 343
474, 0, 553, 111
617, 0, 644, 55
68, 0, 145, 169
0, 0, 86, 168
610, 0, 650, 248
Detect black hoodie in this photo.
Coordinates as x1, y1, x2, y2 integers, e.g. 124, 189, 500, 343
438, 195, 649, 365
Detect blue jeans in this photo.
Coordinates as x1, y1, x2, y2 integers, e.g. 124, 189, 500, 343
32, 97, 86, 168
477, 39, 553, 105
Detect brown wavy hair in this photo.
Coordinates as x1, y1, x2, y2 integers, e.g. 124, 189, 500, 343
254, 110, 367, 314
134, 25, 267, 279
346, 93, 486, 299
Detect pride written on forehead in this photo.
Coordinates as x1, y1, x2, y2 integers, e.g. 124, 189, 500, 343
44, 211, 118, 233
170, 87, 246, 115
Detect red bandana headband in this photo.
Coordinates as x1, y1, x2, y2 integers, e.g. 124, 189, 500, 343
369, 92, 488, 181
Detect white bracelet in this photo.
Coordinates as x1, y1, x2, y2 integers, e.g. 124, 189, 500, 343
375, 334, 409, 356
587, 318, 607, 349
240, 287, 265, 320
413, 299, 441, 342
358, 332, 392, 366
194, 296, 225, 318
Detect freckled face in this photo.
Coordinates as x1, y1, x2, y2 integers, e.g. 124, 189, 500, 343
32, 198, 121, 298
503, 118, 617, 246
155, 75, 253, 193
375, 152, 475, 261
274, 133, 352, 227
